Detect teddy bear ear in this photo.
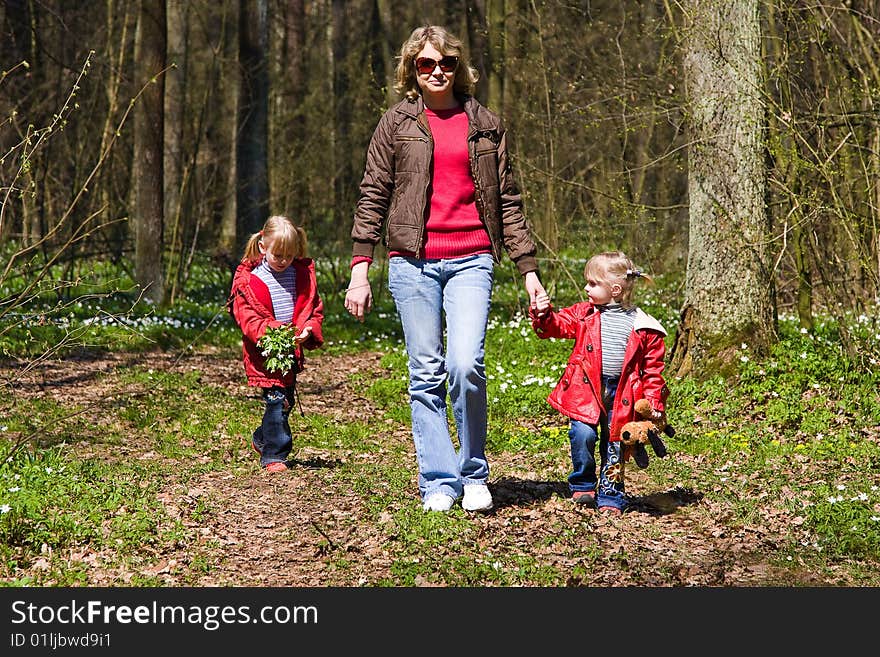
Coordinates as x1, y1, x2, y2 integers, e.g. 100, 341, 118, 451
633, 398, 653, 418
648, 431, 668, 458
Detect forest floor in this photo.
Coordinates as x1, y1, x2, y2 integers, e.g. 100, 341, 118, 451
6, 348, 870, 587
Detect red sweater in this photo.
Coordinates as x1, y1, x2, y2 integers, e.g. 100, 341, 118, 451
351, 105, 491, 267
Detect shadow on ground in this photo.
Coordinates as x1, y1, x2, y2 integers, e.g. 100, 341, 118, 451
490, 477, 569, 509
489, 477, 702, 516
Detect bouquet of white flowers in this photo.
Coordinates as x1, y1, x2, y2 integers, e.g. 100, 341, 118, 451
257, 324, 300, 374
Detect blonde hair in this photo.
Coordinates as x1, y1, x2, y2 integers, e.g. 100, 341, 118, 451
394, 25, 479, 100
583, 251, 653, 309
242, 215, 307, 262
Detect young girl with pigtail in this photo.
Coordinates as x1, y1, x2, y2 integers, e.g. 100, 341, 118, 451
530, 251, 669, 513
228, 215, 324, 472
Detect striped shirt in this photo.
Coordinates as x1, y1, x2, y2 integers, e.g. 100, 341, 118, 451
599, 303, 636, 378
252, 260, 296, 323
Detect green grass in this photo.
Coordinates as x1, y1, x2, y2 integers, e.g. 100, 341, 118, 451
1, 249, 879, 585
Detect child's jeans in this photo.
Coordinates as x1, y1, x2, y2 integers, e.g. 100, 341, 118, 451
252, 385, 294, 467
567, 376, 627, 510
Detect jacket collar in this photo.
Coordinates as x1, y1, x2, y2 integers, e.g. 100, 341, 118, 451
633, 308, 667, 335
397, 94, 499, 134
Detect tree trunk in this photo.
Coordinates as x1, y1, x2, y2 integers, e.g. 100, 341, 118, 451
97, 0, 133, 263
236, 0, 270, 256
331, 0, 352, 243
278, 0, 306, 219
466, 0, 489, 106
164, 0, 187, 301
670, 0, 775, 378
133, 0, 166, 306
486, 0, 504, 113
375, 0, 396, 107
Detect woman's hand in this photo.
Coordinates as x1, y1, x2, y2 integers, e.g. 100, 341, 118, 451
523, 271, 546, 310
344, 261, 373, 322
534, 291, 551, 317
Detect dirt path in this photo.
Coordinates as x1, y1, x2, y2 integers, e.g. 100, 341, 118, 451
6, 350, 854, 586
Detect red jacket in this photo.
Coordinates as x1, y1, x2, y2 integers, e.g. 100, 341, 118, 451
227, 257, 325, 388
530, 302, 668, 442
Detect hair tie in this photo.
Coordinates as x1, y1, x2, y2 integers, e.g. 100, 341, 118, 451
626, 268, 641, 278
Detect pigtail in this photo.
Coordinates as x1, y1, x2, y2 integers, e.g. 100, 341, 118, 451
626, 268, 654, 285
295, 226, 308, 258
242, 232, 263, 261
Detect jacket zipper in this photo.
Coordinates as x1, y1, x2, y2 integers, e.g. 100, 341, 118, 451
468, 127, 500, 261
416, 112, 433, 255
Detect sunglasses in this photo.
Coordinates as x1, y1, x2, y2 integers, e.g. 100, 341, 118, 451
414, 56, 459, 75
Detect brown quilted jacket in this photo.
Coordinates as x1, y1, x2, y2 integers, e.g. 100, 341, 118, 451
351, 94, 539, 276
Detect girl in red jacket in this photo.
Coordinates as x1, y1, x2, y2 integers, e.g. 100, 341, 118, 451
531, 251, 668, 513
228, 215, 325, 472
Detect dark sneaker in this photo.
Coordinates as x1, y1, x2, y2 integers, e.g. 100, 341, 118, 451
572, 490, 597, 508
251, 430, 264, 456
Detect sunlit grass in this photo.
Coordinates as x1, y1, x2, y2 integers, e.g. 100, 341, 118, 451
1, 249, 879, 584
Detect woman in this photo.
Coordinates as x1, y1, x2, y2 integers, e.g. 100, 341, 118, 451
345, 25, 546, 512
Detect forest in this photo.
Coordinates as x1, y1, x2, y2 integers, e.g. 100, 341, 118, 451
0, 1, 878, 592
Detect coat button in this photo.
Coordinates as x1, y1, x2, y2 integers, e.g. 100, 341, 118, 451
622, 398, 629, 406
583, 376, 589, 383
586, 344, 593, 352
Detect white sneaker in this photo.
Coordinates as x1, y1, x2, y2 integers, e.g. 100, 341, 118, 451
422, 492, 456, 512
462, 484, 493, 511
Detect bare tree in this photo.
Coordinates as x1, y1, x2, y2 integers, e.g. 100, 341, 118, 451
133, 0, 167, 306
164, 0, 188, 300
237, 0, 270, 256
670, 0, 775, 378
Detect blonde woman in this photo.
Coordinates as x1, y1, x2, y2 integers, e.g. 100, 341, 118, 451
345, 25, 546, 512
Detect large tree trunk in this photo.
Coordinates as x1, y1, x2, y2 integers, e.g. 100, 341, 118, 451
486, 0, 505, 113
236, 0, 270, 257
375, 0, 396, 107
670, 0, 775, 378
133, 0, 166, 306
98, 0, 133, 263
331, 0, 352, 244
164, 0, 187, 296
466, 0, 489, 106
276, 0, 306, 219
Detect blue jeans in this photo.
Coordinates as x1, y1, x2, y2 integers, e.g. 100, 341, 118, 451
388, 254, 494, 500
252, 385, 294, 466
568, 376, 627, 510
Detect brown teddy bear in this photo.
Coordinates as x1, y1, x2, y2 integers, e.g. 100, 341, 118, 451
620, 399, 674, 469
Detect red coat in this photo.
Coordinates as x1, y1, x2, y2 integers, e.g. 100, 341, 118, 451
228, 257, 325, 388
530, 302, 668, 442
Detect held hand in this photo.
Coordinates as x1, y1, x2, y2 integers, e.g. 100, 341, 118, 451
344, 280, 373, 322
534, 291, 551, 316
523, 271, 547, 309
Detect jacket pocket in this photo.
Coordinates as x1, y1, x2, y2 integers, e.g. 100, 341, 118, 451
560, 361, 578, 389
395, 136, 428, 173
